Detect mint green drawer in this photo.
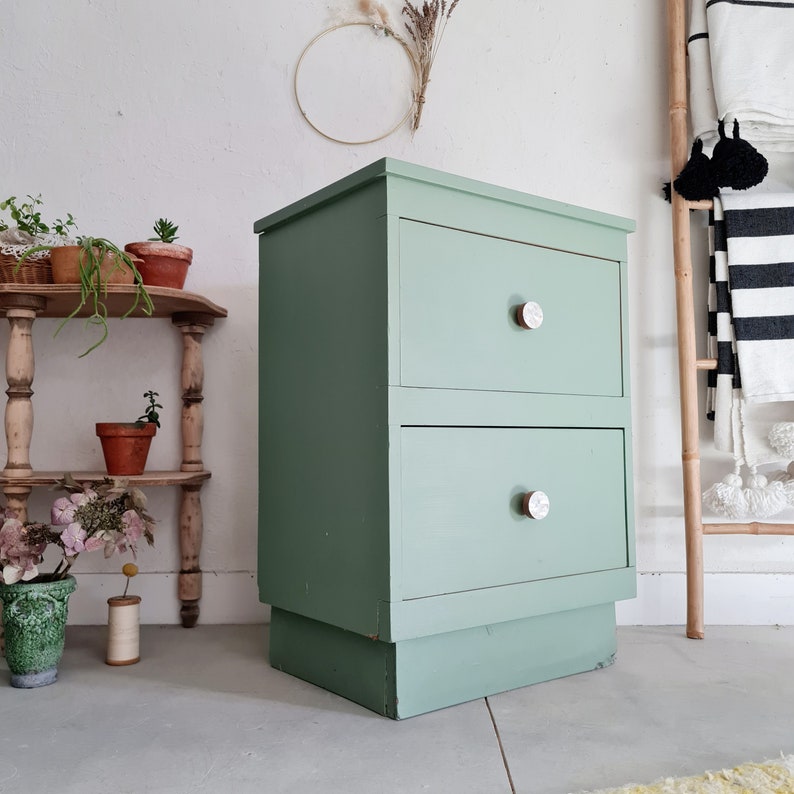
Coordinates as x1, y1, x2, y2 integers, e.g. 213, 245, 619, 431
399, 220, 623, 396
400, 427, 628, 599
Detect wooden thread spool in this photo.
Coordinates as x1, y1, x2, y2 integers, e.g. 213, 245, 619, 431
106, 595, 141, 666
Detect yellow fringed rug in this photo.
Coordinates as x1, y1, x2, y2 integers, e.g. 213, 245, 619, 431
577, 756, 794, 793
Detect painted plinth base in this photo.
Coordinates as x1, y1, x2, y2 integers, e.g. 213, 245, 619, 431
11, 666, 58, 688
269, 602, 618, 719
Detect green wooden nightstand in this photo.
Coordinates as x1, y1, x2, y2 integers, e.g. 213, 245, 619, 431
255, 158, 636, 719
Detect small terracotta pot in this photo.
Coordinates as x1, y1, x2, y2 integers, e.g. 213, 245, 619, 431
50, 246, 137, 285
124, 242, 192, 289
96, 422, 156, 475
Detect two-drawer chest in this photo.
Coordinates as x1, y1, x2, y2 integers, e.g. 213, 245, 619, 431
255, 158, 636, 719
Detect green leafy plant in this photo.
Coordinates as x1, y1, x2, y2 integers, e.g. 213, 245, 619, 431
0, 194, 77, 238
18, 236, 154, 357
136, 390, 162, 428
52, 215, 78, 237
149, 218, 179, 244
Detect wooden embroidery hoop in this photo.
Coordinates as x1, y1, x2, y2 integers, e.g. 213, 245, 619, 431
294, 22, 419, 145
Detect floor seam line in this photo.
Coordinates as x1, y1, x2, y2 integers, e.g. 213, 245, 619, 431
485, 696, 516, 794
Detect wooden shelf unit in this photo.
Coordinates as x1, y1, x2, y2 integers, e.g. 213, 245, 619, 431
0, 471, 211, 487
0, 284, 227, 627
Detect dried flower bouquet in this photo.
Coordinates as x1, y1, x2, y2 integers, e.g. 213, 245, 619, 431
401, 0, 460, 132
352, 0, 461, 133
0, 475, 155, 584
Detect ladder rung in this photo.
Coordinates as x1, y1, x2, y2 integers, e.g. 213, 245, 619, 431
696, 358, 717, 370
703, 522, 794, 536
685, 199, 714, 211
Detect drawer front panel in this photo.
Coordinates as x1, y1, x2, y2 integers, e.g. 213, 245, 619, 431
400, 427, 628, 600
399, 220, 623, 396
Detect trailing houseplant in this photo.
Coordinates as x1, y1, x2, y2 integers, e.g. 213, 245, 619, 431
19, 234, 155, 357
0, 194, 77, 284
125, 218, 193, 290
0, 475, 155, 687
96, 390, 163, 476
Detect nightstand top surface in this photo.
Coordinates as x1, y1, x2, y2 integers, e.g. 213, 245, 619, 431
254, 157, 636, 235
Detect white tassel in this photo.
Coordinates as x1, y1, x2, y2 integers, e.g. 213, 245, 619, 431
704, 463, 794, 519
769, 423, 794, 459
744, 472, 789, 518
703, 472, 748, 518
769, 463, 794, 509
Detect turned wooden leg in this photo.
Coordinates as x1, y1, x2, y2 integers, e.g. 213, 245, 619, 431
0, 295, 45, 654
178, 484, 203, 627
173, 312, 214, 627
2, 297, 46, 517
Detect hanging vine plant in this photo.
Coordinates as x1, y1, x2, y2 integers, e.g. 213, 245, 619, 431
18, 236, 154, 357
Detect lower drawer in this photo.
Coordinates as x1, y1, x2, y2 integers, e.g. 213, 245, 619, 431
400, 426, 629, 599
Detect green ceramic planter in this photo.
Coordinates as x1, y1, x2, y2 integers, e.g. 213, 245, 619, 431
0, 575, 77, 688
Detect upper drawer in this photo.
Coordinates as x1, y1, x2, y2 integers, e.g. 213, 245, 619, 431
399, 220, 624, 396
400, 426, 629, 600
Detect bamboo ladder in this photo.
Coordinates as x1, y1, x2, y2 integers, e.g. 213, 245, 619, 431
666, 0, 794, 640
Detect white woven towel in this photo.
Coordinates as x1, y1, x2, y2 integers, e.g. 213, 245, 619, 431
689, 0, 794, 150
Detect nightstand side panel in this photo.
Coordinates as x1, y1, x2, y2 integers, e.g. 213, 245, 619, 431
258, 183, 391, 636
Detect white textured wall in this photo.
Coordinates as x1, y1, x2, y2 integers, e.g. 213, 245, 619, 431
3, 0, 793, 626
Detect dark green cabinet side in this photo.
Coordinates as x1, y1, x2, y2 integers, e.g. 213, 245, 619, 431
258, 183, 391, 636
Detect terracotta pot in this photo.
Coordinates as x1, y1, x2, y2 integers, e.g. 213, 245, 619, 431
124, 242, 192, 289
96, 422, 156, 475
50, 245, 137, 285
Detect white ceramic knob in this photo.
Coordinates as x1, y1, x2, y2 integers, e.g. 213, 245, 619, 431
517, 301, 544, 330
522, 490, 550, 520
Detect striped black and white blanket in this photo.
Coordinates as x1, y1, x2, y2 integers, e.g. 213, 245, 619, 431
689, 0, 794, 150
707, 194, 794, 470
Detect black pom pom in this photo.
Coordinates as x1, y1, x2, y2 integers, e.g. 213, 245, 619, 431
673, 138, 719, 200
663, 181, 672, 202
711, 119, 768, 190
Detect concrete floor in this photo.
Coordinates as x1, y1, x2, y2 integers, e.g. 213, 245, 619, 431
0, 625, 792, 794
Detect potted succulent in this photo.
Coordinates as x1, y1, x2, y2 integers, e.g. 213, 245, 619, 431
19, 234, 155, 357
125, 218, 193, 289
96, 390, 163, 476
0, 475, 155, 687
0, 194, 77, 284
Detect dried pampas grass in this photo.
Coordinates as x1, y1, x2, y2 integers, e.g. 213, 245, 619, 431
357, 0, 393, 28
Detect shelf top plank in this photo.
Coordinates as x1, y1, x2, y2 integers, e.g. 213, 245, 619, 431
0, 285, 227, 319
0, 470, 211, 487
